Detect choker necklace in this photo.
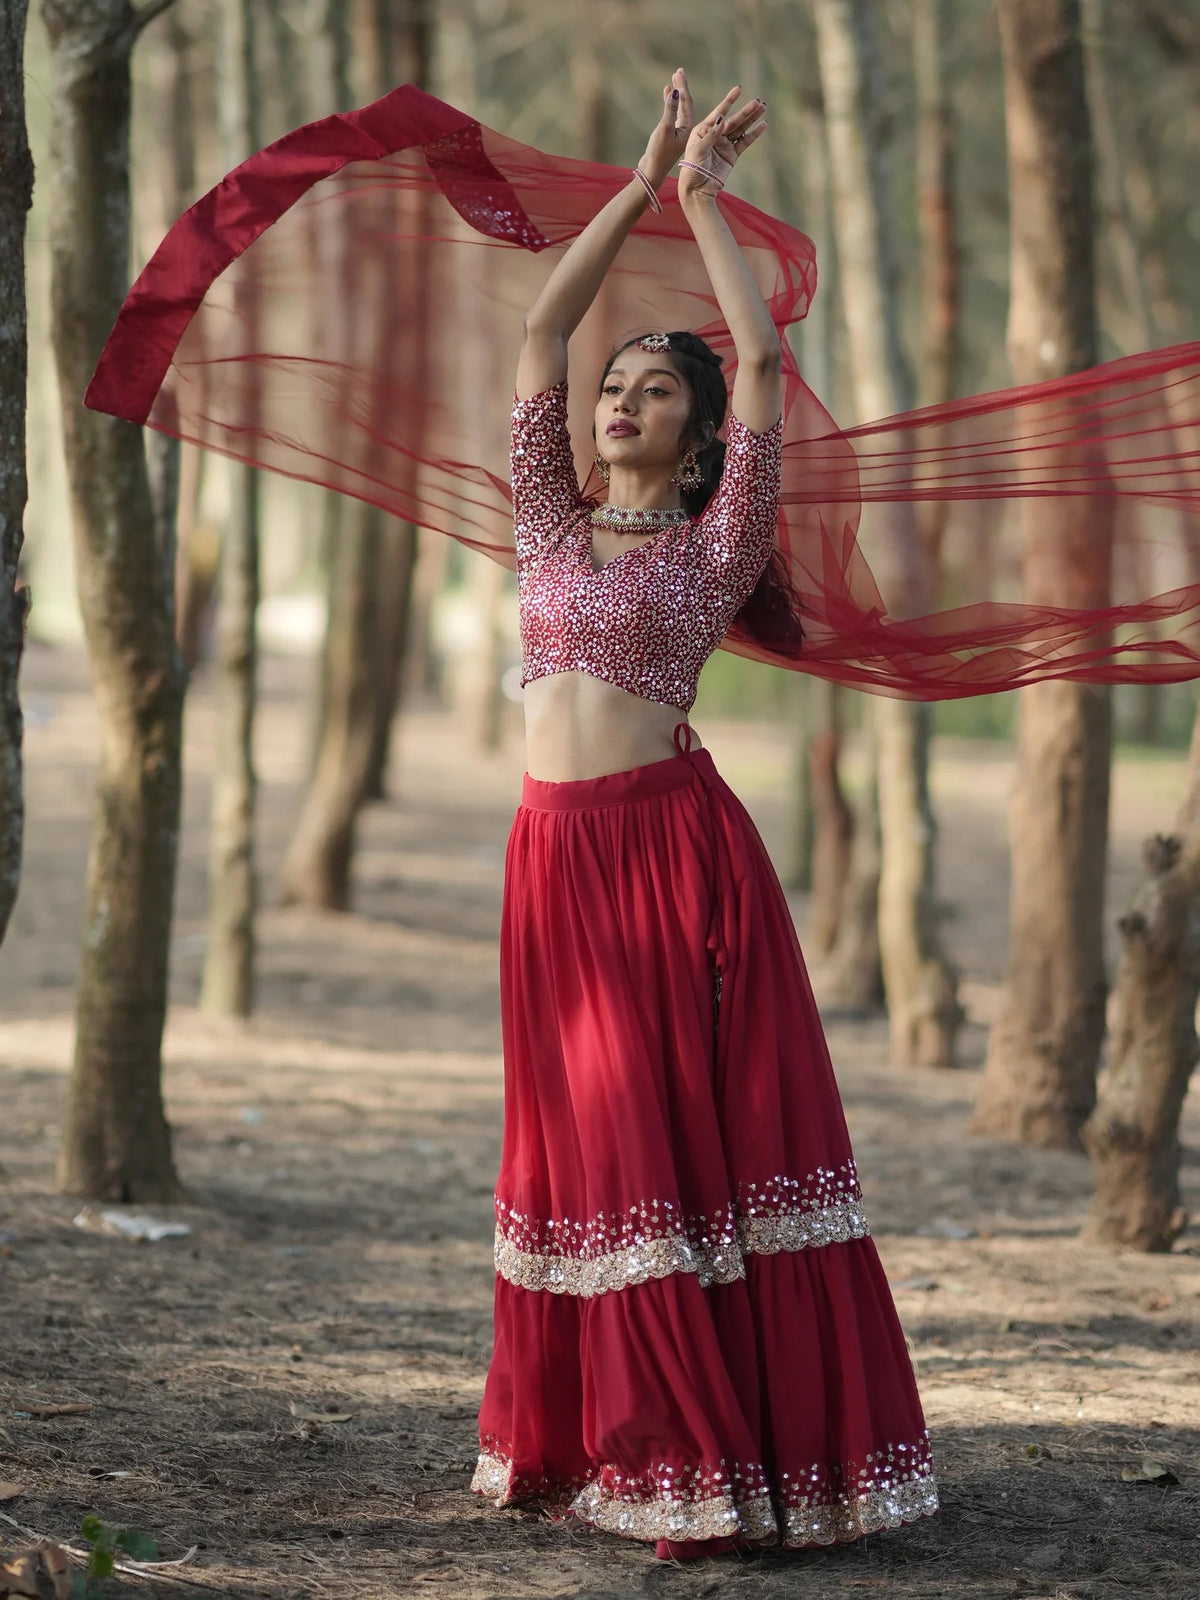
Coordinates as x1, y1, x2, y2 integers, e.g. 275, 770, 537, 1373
591, 504, 689, 531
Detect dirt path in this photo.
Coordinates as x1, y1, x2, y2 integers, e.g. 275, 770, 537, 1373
1, 646, 1198, 1600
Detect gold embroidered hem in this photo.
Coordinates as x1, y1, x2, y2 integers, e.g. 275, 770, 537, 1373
471, 1438, 940, 1549
494, 1166, 869, 1299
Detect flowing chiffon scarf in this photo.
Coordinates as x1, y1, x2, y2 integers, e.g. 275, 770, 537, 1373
86, 85, 1200, 700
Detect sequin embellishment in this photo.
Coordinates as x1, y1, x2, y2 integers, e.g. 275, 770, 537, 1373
512, 383, 783, 713
471, 1433, 940, 1549
493, 1166, 869, 1298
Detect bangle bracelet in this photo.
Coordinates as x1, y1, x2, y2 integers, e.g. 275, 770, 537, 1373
677, 159, 724, 192
631, 166, 663, 214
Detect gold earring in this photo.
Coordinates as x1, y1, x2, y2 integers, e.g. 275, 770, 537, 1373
594, 452, 610, 483
672, 448, 703, 491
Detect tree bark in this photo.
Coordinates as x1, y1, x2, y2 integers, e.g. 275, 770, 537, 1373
812, 0, 960, 1063
819, 725, 884, 1009
43, 0, 186, 1202
789, 60, 845, 914
913, 0, 959, 579
151, 7, 213, 674
282, 510, 385, 909
784, 675, 815, 893
0, 1, 33, 952
807, 679, 853, 955
359, 0, 426, 800
1082, 0, 1165, 746
1082, 707, 1200, 1251
282, 0, 427, 899
971, 0, 1112, 1151
200, 0, 261, 1018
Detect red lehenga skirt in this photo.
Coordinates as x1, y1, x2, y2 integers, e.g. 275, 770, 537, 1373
471, 738, 938, 1555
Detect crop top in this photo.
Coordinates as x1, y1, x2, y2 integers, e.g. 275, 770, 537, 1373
512, 382, 783, 712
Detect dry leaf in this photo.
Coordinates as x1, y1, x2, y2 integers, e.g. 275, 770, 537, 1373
17, 1404, 91, 1419
288, 1405, 355, 1425
0, 1541, 72, 1600
1121, 1457, 1180, 1486
0, 1483, 23, 1502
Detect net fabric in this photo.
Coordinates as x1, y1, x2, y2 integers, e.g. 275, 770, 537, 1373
86, 85, 1200, 700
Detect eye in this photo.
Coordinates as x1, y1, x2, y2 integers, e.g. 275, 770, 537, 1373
601, 383, 622, 396
645, 385, 669, 396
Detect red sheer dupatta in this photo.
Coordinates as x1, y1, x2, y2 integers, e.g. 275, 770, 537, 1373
86, 85, 1200, 700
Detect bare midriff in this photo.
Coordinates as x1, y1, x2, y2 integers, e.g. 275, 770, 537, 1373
522, 670, 701, 782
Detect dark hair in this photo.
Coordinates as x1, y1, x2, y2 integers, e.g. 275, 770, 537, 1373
601, 330, 803, 653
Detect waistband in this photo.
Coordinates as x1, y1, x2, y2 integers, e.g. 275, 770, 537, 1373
520, 746, 718, 812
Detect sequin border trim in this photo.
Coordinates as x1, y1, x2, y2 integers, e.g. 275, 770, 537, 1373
493, 1166, 869, 1299
471, 1434, 939, 1548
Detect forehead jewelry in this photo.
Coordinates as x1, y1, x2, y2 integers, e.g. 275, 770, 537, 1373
635, 332, 671, 353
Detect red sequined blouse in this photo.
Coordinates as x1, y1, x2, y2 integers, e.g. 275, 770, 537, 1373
513, 382, 784, 712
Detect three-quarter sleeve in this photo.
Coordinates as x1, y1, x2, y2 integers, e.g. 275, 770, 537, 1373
510, 381, 584, 564
698, 413, 784, 617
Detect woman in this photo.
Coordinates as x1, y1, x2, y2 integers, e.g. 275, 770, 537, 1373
472, 69, 938, 1559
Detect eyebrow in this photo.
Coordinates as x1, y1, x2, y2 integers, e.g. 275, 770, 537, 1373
605, 367, 680, 383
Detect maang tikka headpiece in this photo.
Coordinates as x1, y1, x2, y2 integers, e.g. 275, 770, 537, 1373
635, 332, 671, 353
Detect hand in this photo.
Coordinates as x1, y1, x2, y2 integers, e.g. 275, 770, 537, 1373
675, 75, 767, 200
636, 67, 694, 188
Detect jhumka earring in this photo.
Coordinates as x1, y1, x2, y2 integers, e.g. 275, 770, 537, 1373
594, 452, 611, 483
671, 448, 703, 491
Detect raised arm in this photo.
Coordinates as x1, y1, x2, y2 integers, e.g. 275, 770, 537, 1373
674, 76, 782, 435
516, 78, 693, 401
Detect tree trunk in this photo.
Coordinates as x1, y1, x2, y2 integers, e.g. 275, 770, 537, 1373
807, 679, 853, 955
151, 7, 213, 675
44, 0, 186, 1202
913, 0, 959, 579
287, 0, 427, 865
789, 59, 844, 912
281, 509, 383, 909
1082, 709, 1200, 1250
463, 555, 509, 752
971, 0, 1112, 1151
1082, 0, 1166, 743
200, 0, 261, 1018
0, 1, 33, 952
784, 675, 815, 893
812, 0, 960, 1063
1081, 0, 1157, 351
359, 0, 427, 800
362, 520, 419, 796
819, 725, 884, 1009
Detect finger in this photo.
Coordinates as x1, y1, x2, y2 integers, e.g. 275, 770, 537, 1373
732, 120, 767, 154
674, 66, 695, 127
727, 106, 766, 148
703, 85, 742, 126
691, 91, 742, 150
659, 82, 677, 126
724, 97, 764, 135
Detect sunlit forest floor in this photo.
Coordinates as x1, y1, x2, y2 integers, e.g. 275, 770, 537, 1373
2, 644, 1199, 1600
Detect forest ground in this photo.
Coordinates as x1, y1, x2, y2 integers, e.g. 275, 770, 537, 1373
1, 643, 1198, 1600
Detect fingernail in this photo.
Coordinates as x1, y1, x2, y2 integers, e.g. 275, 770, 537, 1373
715, 114, 723, 123
671, 89, 679, 99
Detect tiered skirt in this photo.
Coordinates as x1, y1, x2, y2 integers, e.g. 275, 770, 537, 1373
472, 745, 938, 1555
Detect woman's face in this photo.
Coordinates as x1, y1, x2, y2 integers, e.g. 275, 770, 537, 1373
594, 348, 693, 475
